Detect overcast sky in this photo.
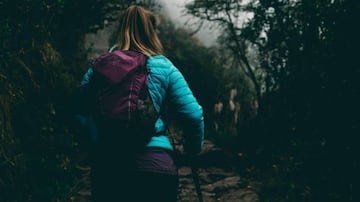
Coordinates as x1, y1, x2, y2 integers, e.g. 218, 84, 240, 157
158, 0, 219, 47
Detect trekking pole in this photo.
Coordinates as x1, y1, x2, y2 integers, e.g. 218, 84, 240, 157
191, 157, 203, 202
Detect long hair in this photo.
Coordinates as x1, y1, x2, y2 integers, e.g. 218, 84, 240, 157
117, 5, 164, 57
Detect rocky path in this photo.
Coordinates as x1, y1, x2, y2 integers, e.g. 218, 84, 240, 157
176, 140, 259, 202
73, 140, 260, 202
177, 166, 258, 202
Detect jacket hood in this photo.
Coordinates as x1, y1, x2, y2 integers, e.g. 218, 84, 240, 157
93, 50, 147, 84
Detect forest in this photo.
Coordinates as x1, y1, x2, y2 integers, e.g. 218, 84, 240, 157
1, 0, 359, 201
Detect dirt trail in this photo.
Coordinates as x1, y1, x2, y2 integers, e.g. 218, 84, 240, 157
177, 166, 258, 202
73, 140, 260, 202
176, 140, 259, 202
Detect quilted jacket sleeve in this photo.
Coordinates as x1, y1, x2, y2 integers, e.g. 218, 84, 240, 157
73, 67, 98, 144
167, 66, 204, 154
81, 67, 93, 86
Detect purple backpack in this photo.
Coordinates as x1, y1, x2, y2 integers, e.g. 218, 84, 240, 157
90, 50, 157, 145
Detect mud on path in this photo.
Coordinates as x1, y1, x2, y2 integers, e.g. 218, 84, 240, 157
73, 140, 260, 202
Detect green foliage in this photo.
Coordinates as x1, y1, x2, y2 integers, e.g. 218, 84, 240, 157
186, 0, 262, 100
0, 0, 137, 201
250, 1, 359, 200
186, 0, 360, 201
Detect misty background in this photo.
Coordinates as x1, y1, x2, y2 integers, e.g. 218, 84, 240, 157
1, 0, 359, 201
159, 0, 219, 46
85, 0, 219, 57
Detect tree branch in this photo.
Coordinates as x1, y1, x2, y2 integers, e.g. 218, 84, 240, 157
224, 4, 261, 100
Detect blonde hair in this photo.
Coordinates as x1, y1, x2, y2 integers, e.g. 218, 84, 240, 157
117, 5, 164, 57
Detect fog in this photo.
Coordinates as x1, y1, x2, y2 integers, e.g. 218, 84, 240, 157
158, 0, 219, 47
84, 0, 220, 58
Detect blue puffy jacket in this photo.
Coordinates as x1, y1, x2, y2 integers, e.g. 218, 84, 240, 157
80, 54, 204, 154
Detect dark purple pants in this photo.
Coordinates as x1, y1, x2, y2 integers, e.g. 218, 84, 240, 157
91, 147, 178, 202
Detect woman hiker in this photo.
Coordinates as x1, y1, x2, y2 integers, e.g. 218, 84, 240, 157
78, 5, 204, 202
